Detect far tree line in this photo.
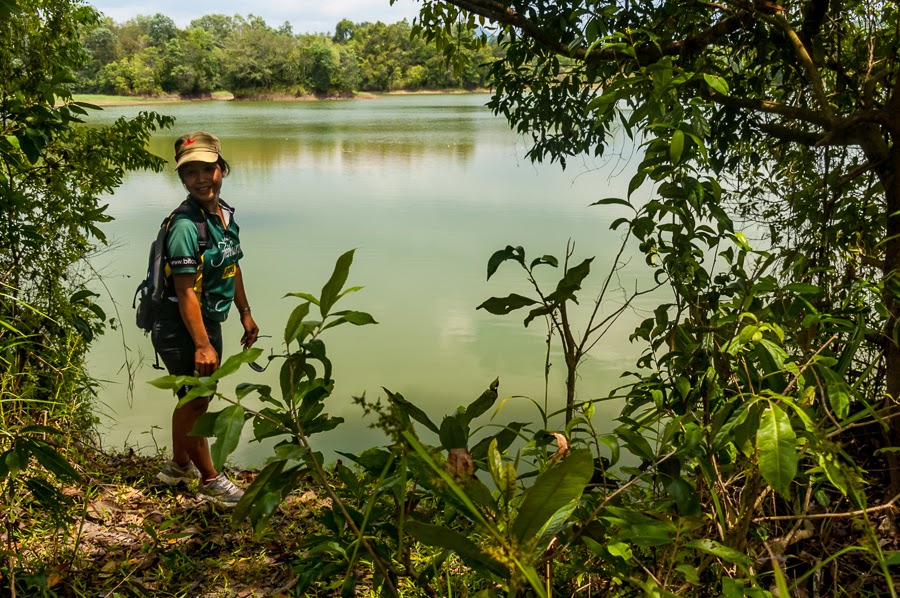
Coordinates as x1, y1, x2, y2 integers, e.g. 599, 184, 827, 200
77, 13, 501, 98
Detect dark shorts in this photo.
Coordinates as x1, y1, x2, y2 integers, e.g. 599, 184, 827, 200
151, 304, 222, 397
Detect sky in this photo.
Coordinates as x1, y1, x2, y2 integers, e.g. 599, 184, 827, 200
86, 0, 423, 34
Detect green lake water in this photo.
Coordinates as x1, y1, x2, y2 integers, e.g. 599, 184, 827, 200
85, 94, 656, 466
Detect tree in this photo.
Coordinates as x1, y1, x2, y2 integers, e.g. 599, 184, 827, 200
410, 0, 900, 487
222, 15, 299, 95
188, 13, 237, 46
333, 18, 356, 43
1, 1, 173, 590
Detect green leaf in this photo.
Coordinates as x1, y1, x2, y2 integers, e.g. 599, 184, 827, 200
284, 302, 311, 345
511, 449, 593, 545
756, 403, 798, 498
320, 249, 355, 317
616, 426, 654, 462
486, 245, 525, 279
0, 0, 21, 19
385, 389, 440, 435
28, 440, 81, 483
210, 405, 246, 471
665, 477, 700, 516
250, 490, 285, 535
439, 415, 469, 450
236, 383, 272, 401
523, 304, 553, 328
284, 292, 319, 306
476, 294, 538, 315
703, 73, 729, 95
529, 255, 559, 269
340, 310, 378, 326
210, 348, 262, 383
233, 460, 286, 523
669, 129, 684, 164
464, 378, 499, 423
589, 197, 632, 208
820, 368, 851, 420
406, 520, 507, 578
470, 422, 527, 461
548, 258, 593, 303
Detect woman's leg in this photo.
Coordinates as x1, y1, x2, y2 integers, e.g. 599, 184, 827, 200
153, 314, 223, 481
172, 396, 217, 481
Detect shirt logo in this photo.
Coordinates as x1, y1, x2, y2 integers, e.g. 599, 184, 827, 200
183, 139, 196, 146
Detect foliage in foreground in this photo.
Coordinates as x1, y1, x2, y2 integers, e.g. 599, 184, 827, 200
0, 1, 173, 593
155, 247, 897, 597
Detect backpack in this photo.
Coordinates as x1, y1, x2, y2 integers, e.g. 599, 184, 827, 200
133, 200, 209, 334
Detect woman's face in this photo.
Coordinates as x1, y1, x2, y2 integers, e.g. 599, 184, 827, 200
179, 161, 223, 204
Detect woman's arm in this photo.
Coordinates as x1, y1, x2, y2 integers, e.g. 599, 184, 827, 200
172, 273, 219, 376
234, 265, 259, 348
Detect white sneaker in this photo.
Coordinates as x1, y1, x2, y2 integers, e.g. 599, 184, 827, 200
157, 460, 201, 486
198, 473, 244, 507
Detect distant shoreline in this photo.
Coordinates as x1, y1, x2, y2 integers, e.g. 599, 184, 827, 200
73, 89, 490, 107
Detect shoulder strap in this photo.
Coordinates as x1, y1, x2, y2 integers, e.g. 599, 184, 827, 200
169, 199, 209, 251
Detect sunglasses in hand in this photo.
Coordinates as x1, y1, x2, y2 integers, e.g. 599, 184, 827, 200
244, 335, 273, 372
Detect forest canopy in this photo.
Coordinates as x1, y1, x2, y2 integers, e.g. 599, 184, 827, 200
76, 13, 500, 98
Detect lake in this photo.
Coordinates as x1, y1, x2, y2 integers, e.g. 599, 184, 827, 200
85, 93, 656, 467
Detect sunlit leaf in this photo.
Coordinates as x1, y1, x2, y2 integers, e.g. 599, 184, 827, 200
511, 449, 593, 544
756, 403, 797, 498
319, 249, 355, 317
210, 405, 246, 471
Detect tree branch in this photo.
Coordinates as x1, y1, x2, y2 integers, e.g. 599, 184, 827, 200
711, 93, 832, 128
439, 0, 756, 66
757, 122, 822, 145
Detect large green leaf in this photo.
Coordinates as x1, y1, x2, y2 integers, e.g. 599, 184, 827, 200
511, 449, 593, 544
439, 414, 469, 449
209, 348, 262, 383
210, 405, 246, 471
669, 129, 684, 163
284, 302, 311, 345
319, 249, 355, 317
463, 378, 499, 423
486, 245, 525, 280
477, 293, 537, 315
233, 459, 286, 523
406, 520, 507, 578
27, 439, 81, 483
546, 258, 593, 303
386, 389, 439, 435
756, 403, 798, 498
820, 368, 851, 420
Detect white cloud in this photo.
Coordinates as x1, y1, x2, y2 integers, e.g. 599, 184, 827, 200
89, 0, 422, 33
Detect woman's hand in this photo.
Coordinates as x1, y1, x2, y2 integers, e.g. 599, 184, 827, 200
194, 342, 219, 376
240, 312, 260, 348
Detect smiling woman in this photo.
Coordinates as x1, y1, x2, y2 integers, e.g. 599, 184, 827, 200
149, 131, 259, 508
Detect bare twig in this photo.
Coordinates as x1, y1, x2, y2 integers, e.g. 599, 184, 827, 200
754, 492, 900, 521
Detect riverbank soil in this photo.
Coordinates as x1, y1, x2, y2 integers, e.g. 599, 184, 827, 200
16, 449, 328, 597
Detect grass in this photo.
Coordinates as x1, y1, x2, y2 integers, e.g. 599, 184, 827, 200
72, 91, 235, 106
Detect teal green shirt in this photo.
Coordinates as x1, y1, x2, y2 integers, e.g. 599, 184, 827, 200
165, 198, 243, 322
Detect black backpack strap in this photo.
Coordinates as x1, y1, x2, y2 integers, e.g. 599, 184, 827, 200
170, 199, 209, 252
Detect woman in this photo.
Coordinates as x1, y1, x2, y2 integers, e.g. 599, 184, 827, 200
151, 131, 259, 507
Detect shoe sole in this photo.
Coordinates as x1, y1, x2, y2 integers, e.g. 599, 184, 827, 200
198, 493, 240, 508
156, 472, 197, 486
